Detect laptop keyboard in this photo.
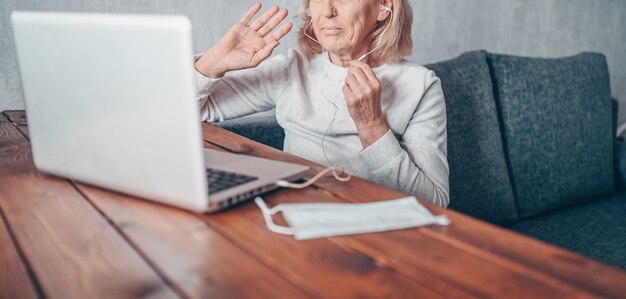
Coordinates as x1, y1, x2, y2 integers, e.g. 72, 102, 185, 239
206, 168, 258, 194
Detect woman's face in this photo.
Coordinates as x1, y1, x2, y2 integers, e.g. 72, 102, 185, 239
309, 0, 380, 59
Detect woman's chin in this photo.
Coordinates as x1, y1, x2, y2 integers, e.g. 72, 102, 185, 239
320, 44, 351, 56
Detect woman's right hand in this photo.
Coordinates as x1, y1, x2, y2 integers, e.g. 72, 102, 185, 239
195, 3, 293, 78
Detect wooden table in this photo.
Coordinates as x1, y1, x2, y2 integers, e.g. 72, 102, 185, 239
1, 110, 625, 299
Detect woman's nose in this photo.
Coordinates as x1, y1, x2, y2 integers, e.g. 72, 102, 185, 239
321, 0, 337, 18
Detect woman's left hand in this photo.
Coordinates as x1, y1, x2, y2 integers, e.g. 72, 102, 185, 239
343, 60, 391, 148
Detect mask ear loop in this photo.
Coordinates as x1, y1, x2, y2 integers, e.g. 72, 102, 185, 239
254, 197, 294, 235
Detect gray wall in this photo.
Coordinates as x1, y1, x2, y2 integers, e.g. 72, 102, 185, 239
1, 0, 625, 124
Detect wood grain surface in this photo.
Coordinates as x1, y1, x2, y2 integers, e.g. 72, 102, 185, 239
2, 110, 626, 299
201, 120, 626, 299
0, 115, 39, 299
0, 114, 179, 299
75, 183, 314, 299
0, 214, 39, 299
2, 110, 27, 126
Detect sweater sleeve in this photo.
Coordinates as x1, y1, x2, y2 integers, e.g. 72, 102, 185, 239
357, 71, 450, 207
193, 51, 293, 122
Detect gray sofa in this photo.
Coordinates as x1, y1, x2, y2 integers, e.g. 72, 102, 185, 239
214, 50, 626, 270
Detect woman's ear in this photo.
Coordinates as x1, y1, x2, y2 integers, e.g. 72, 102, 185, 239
376, 0, 393, 21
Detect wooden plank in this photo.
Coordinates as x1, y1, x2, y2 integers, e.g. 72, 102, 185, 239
218, 185, 604, 299
205, 142, 463, 298
312, 173, 626, 298
17, 125, 29, 140
2, 110, 29, 141
3, 112, 451, 298
323, 188, 626, 298
69, 139, 452, 299
201, 122, 626, 298
1, 111, 29, 143
200, 187, 461, 299
74, 183, 314, 299
8, 111, 622, 297
421, 212, 626, 298
202, 132, 469, 298
0, 113, 30, 172
7, 120, 310, 298
2, 110, 27, 126
0, 117, 180, 299
340, 231, 602, 298
0, 208, 39, 299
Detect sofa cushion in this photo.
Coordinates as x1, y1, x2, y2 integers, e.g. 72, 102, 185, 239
488, 52, 615, 218
426, 51, 518, 225
214, 110, 284, 150
511, 192, 626, 270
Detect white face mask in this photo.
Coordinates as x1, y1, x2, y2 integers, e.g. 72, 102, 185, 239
254, 196, 450, 240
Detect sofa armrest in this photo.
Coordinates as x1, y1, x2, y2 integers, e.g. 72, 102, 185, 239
213, 110, 285, 150
615, 138, 626, 188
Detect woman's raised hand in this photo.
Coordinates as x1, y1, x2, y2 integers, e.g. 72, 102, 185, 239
195, 3, 293, 78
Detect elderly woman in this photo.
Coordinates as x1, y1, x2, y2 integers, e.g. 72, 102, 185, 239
194, 0, 449, 207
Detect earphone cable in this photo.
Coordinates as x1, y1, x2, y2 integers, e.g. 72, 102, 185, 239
277, 8, 395, 189
276, 73, 351, 189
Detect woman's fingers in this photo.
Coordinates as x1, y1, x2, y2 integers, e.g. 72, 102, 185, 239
252, 21, 291, 66
344, 73, 357, 89
346, 61, 381, 100
238, 3, 262, 26
342, 84, 354, 100
265, 22, 293, 43
258, 9, 288, 37
249, 5, 280, 31
348, 66, 370, 87
252, 40, 280, 66
223, 4, 291, 70
344, 74, 361, 99
349, 60, 378, 83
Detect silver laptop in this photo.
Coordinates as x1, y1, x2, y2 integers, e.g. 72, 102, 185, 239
11, 11, 309, 213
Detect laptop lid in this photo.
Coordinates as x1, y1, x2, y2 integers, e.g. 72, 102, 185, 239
12, 11, 210, 212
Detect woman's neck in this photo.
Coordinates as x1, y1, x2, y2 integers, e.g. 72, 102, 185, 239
327, 49, 381, 68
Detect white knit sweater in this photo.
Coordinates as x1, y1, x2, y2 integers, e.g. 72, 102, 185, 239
194, 49, 449, 206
